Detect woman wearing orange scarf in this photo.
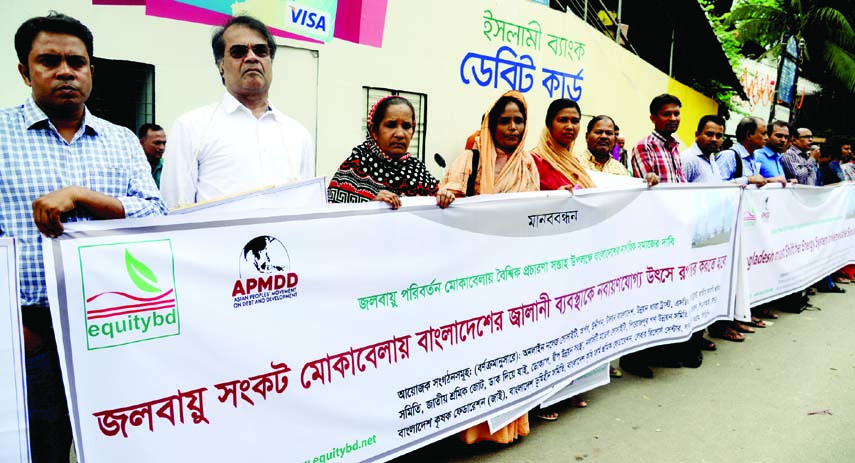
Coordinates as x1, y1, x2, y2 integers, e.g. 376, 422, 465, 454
440, 91, 537, 444
441, 91, 539, 198
530, 98, 596, 191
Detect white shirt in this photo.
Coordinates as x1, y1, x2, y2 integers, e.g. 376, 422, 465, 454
160, 93, 314, 209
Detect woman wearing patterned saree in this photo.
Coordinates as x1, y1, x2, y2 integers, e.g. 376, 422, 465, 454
328, 95, 454, 208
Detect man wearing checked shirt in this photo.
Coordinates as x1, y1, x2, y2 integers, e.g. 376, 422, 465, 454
0, 13, 166, 462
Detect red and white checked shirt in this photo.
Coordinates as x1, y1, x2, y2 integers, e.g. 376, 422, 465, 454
630, 131, 686, 183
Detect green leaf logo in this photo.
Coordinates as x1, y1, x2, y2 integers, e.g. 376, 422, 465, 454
125, 249, 161, 293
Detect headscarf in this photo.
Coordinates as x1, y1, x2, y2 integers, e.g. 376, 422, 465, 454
366, 95, 415, 161
442, 91, 539, 195
532, 126, 596, 189
327, 96, 438, 203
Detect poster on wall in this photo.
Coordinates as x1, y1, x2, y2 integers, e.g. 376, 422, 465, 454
138, 0, 388, 46
0, 238, 29, 463
173, 0, 337, 42
44, 185, 740, 462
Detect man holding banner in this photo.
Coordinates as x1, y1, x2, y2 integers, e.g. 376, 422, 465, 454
0, 12, 167, 462
161, 15, 314, 210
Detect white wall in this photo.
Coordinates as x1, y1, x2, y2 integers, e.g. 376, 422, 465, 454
1, 0, 713, 181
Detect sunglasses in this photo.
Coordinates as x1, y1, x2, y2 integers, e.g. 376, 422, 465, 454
228, 44, 270, 59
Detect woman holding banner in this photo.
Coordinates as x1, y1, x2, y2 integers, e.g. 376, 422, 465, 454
327, 95, 455, 208
440, 90, 538, 444
529, 98, 596, 192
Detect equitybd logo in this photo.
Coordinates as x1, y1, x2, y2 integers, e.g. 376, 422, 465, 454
743, 207, 757, 228
79, 239, 179, 350
232, 235, 299, 309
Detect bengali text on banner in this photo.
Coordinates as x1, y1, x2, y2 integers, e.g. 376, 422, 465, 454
43, 185, 743, 462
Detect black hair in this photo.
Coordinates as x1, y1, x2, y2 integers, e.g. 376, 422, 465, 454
544, 99, 581, 128
369, 96, 415, 134
138, 123, 164, 139
586, 115, 615, 134
488, 95, 526, 140
696, 115, 726, 133
735, 117, 762, 143
649, 94, 682, 116
766, 120, 790, 137
211, 15, 277, 64
825, 136, 852, 161
15, 11, 94, 66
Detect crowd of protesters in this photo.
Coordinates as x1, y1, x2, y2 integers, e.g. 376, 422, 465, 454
2, 11, 852, 461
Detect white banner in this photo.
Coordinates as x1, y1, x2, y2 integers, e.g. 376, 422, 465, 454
170, 177, 328, 216
44, 185, 740, 463
741, 183, 855, 306
0, 238, 29, 463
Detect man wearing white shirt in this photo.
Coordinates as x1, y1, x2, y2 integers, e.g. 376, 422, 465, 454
161, 16, 313, 209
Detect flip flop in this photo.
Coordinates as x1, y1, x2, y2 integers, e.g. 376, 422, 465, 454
732, 321, 755, 334
609, 366, 622, 378
570, 396, 588, 408
753, 307, 779, 319
749, 317, 767, 328
536, 412, 559, 421
711, 326, 744, 342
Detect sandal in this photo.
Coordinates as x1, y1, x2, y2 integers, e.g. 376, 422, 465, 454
748, 317, 766, 328
710, 326, 744, 342
536, 411, 559, 421
609, 366, 622, 378
732, 321, 755, 334
569, 396, 588, 408
753, 307, 779, 319
696, 336, 717, 351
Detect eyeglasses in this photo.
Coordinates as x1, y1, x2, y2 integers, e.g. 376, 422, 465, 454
228, 44, 270, 59
798, 135, 814, 139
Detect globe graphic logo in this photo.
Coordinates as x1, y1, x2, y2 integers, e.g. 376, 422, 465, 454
239, 236, 291, 277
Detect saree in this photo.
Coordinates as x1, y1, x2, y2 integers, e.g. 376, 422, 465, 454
328, 96, 439, 203
440, 91, 539, 196
441, 91, 538, 444
530, 126, 596, 191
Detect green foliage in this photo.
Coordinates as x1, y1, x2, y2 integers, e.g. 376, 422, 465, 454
698, 0, 745, 112
727, 0, 855, 94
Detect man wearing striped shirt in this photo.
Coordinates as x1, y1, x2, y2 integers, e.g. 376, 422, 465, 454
0, 13, 166, 462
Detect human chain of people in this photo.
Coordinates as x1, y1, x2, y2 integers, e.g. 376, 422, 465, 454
2, 7, 854, 463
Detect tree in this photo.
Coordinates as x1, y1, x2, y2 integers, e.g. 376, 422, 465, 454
728, 0, 855, 93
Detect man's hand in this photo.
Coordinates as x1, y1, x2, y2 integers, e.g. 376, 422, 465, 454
374, 190, 402, 210
32, 186, 82, 238
747, 175, 768, 187
644, 173, 660, 187
769, 176, 789, 187
436, 189, 456, 209
32, 186, 126, 238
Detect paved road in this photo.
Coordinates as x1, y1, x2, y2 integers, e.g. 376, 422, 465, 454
393, 291, 855, 463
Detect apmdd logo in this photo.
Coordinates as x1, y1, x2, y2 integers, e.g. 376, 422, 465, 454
232, 235, 299, 308
79, 239, 179, 350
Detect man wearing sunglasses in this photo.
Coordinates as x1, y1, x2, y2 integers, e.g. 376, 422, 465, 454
161, 15, 314, 209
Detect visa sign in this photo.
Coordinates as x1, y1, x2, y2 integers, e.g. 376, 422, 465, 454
286, 1, 336, 41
